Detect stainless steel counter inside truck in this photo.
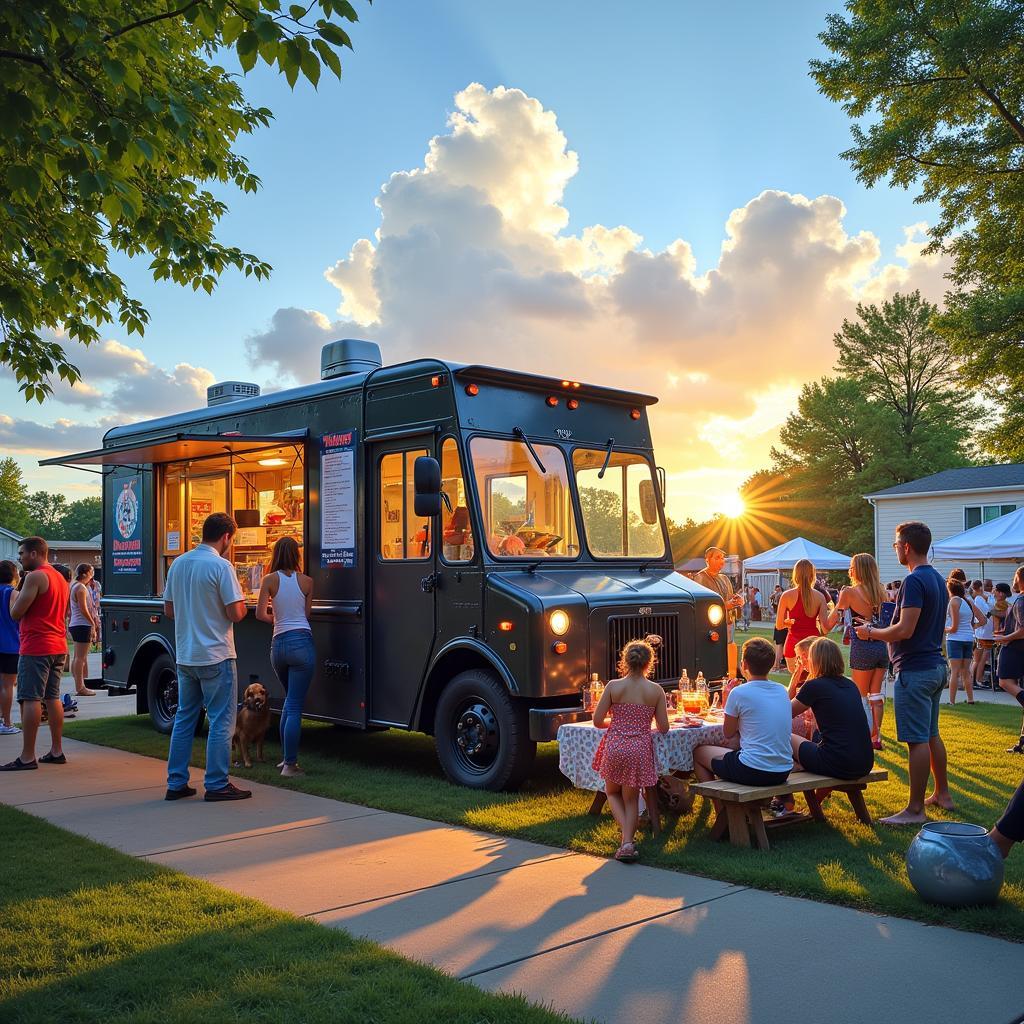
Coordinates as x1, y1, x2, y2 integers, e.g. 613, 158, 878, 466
45, 339, 727, 790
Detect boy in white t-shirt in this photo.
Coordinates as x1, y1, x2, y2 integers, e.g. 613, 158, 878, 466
694, 637, 794, 787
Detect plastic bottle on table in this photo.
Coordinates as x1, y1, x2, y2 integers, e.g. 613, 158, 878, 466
590, 672, 603, 709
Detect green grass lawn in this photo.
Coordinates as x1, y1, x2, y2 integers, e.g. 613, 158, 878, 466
0, 804, 574, 1024
66, 699, 1024, 943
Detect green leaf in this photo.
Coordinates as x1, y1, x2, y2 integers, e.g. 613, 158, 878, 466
239, 45, 259, 73
6, 165, 41, 198
300, 48, 320, 87
253, 14, 279, 43
289, 4, 306, 19
317, 22, 352, 48
101, 194, 122, 222
334, 0, 359, 21
313, 38, 342, 78
237, 30, 259, 56
101, 58, 126, 85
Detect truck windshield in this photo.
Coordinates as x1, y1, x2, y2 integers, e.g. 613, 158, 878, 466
469, 437, 579, 558
573, 449, 666, 559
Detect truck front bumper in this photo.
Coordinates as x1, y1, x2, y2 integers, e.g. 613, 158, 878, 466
529, 706, 592, 742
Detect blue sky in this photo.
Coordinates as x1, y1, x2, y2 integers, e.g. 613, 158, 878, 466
5, 2, 946, 520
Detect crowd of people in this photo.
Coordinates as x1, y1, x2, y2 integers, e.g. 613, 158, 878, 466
590, 521, 1024, 862
0, 515, 316, 801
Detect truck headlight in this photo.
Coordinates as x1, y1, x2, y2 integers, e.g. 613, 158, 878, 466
708, 604, 724, 625
549, 609, 570, 636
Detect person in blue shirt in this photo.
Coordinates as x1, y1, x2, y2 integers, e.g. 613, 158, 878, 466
855, 521, 953, 825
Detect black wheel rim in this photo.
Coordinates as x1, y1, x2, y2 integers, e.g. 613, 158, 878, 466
452, 698, 500, 775
156, 666, 178, 721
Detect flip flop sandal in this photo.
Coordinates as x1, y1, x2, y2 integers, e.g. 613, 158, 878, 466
614, 844, 639, 863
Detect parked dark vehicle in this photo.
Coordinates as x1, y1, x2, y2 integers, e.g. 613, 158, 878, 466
45, 340, 727, 789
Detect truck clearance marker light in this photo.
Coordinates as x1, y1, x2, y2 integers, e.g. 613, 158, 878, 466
709, 630, 720, 643
546, 396, 559, 407
498, 620, 514, 632
465, 384, 479, 396
552, 641, 568, 655
630, 408, 641, 420
567, 398, 579, 410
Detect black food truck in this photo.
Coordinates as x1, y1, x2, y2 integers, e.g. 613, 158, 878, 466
45, 340, 727, 790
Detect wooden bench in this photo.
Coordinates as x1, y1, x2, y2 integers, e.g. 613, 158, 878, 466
689, 769, 888, 851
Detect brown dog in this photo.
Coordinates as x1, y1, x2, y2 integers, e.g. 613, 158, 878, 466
232, 682, 270, 768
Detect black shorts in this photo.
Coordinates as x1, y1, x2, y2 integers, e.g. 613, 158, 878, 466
0, 652, 17, 675
773, 627, 788, 645
69, 625, 92, 644
797, 741, 872, 781
710, 748, 790, 787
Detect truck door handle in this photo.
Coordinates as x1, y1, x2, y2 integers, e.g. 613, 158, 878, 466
420, 573, 438, 593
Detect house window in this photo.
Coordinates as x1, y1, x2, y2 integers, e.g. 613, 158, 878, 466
964, 504, 1017, 530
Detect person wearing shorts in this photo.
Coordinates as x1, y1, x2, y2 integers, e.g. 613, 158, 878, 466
0, 559, 20, 735
2, 538, 70, 770
855, 521, 952, 825
694, 637, 792, 788
945, 577, 977, 705
68, 563, 98, 697
993, 566, 1024, 753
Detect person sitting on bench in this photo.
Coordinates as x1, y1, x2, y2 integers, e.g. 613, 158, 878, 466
789, 637, 874, 785
694, 637, 792, 788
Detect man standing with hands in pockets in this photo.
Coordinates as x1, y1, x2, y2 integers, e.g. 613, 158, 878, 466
855, 521, 953, 825
164, 513, 251, 802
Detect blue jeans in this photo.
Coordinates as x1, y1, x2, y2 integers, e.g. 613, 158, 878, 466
167, 659, 237, 792
272, 630, 315, 765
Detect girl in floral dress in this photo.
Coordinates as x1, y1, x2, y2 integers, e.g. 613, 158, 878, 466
591, 639, 670, 862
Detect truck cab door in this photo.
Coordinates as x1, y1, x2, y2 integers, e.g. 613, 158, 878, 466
369, 438, 438, 726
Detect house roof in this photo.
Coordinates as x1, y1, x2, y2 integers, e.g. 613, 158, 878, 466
0, 526, 22, 542
45, 539, 102, 550
865, 464, 1024, 500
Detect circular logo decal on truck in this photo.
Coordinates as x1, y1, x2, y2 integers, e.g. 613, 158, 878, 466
115, 481, 139, 540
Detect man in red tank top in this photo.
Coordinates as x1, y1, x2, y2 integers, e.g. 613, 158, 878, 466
1, 537, 70, 770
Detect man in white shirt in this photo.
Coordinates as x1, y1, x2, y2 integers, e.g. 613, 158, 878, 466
163, 513, 251, 802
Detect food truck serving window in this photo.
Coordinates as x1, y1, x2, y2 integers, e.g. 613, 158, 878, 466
469, 437, 578, 559
159, 443, 305, 601
573, 449, 665, 559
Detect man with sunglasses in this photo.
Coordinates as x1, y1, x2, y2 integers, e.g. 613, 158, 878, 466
855, 521, 953, 825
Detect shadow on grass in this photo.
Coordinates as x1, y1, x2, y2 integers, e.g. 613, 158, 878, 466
0, 806, 572, 1024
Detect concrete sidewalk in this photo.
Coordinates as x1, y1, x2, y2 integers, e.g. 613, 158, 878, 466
1, 734, 1021, 1024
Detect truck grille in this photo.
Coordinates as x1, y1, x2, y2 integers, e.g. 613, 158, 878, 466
608, 614, 679, 682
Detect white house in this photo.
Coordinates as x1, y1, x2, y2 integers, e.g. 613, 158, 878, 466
0, 526, 22, 563
866, 465, 1024, 583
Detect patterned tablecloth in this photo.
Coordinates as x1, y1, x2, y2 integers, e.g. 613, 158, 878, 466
557, 719, 728, 792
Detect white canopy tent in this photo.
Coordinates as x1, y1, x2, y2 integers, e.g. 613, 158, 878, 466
743, 537, 851, 574
931, 506, 1024, 565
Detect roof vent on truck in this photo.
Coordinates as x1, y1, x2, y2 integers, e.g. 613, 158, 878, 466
321, 338, 383, 380
206, 381, 261, 406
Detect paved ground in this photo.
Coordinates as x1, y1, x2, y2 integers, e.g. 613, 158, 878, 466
2, 732, 1021, 1024
7, 653, 136, 726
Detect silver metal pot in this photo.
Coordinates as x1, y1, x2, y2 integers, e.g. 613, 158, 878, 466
905, 821, 1005, 907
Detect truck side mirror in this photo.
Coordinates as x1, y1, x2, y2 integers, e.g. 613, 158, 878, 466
414, 456, 442, 517
639, 479, 659, 525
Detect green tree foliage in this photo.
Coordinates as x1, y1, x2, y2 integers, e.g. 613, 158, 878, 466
771, 294, 973, 552
0, 457, 31, 535
0, 0, 365, 400
58, 496, 102, 540
812, 0, 1024, 460
26, 490, 69, 537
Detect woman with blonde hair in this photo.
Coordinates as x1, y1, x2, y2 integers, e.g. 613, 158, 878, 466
827, 552, 888, 749
591, 638, 670, 862
789, 637, 874, 780
774, 559, 829, 673
256, 536, 314, 776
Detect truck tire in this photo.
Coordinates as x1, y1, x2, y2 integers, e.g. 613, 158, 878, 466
146, 654, 207, 736
435, 668, 536, 791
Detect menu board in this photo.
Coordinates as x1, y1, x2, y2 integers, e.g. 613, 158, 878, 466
112, 475, 143, 574
321, 429, 357, 568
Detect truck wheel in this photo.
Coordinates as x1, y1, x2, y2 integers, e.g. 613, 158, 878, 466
435, 669, 536, 791
146, 654, 207, 736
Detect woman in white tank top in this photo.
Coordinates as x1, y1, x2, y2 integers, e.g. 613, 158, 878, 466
945, 577, 980, 705
256, 536, 314, 776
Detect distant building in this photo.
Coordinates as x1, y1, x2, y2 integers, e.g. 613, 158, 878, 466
0, 526, 21, 563
46, 538, 102, 574
865, 464, 1024, 582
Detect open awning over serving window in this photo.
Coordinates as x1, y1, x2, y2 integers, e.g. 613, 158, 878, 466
39, 430, 307, 469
